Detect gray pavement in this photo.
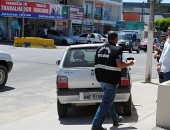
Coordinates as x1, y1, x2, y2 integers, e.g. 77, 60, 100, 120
0, 78, 168, 130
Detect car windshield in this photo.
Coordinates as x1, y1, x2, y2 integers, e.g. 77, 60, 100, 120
63, 47, 97, 68
119, 34, 132, 40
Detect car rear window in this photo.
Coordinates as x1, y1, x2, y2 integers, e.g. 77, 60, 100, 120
63, 47, 98, 68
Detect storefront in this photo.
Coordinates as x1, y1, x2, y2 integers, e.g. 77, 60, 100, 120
83, 19, 93, 33
69, 6, 84, 36
0, 0, 69, 40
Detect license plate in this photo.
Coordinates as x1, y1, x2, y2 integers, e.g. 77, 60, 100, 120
79, 92, 103, 100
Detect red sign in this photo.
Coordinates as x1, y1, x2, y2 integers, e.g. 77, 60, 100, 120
0, 0, 50, 14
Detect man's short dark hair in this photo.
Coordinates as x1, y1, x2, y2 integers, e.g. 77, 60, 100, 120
108, 32, 118, 41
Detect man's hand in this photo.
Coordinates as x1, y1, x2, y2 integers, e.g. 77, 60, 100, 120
157, 64, 161, 72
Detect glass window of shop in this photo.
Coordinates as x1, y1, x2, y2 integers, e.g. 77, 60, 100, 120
0, 17, 8, 40
17, 18, 37, 37
83, 26, 92, 33
94, 25, 102, 34
55, 21, 68, 35
84, 2, 93, 19
72, 25, 82, 36
36, 19, 54, 37
95, 4, 103, 20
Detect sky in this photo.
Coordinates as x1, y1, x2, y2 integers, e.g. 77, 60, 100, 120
123, 0, 170, 3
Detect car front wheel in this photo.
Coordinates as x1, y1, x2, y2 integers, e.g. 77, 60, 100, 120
0, 65, 8, 89
57, 99, 68, 118
136, 47, 140, 53
123, 95, 132, 116
62, 40, 68, 46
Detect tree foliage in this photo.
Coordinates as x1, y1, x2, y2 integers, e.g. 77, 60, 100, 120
154, 18, 170, 32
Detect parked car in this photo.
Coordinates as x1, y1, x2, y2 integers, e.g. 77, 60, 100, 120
56, 44, 133, 118
75, 33, 106, 44
140, 38, 148, 52
0, 51, 13, 89
47, 30, 76, 45
118, 32, 141, 53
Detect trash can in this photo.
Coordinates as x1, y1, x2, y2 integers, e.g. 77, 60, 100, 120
156, 80, 170, 129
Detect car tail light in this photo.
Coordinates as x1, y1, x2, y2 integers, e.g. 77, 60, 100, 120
120, 74, 130, 87
57, 75, 68, 88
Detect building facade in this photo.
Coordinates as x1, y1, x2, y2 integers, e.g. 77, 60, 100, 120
0, 0, 122, 40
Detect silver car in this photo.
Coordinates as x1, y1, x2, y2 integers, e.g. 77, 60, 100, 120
56, 44, 132, 118
47, 30, 76, 45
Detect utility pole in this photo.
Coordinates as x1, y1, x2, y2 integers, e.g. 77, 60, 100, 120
22, 0, 25, 37
145, 0, 155, 82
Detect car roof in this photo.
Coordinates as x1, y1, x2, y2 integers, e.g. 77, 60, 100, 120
66, 43, 104, 50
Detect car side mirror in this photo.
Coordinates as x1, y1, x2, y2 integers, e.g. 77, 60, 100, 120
56, 60, 60, 65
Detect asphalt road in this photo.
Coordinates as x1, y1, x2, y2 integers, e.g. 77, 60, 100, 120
0, 45, 159, 129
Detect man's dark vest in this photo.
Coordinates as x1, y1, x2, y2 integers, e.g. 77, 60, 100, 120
94, 43, 122, 85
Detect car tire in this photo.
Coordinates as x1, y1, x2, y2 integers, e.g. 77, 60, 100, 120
57, 99, 68, 118
136, 47, 140, 53
123, 95, 132, 116
129, 47, 132, 53
144, 48, 147, 52
0, 65, 8, 89
62, 40, 68, 46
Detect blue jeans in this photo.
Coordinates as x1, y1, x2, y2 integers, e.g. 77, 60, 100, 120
163, 71, 170, 82
92, 82, 118, 127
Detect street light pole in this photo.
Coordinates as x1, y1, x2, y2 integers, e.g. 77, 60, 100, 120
22, 0, 25, 37
145, 0, 155, 82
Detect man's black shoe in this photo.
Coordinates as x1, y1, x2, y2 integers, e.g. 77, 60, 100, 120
91, 125, 107, 130
113, 116, 123, 126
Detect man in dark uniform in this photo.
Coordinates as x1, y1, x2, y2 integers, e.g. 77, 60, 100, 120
91, 33, 134, 130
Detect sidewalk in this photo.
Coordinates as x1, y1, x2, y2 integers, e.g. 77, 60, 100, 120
0, 79, 168, 130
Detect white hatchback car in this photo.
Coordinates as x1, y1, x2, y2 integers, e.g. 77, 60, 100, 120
76, 33, 106, 44
56, 44, 132, 118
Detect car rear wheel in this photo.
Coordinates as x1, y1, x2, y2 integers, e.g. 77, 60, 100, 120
57, 99, 68, 118
0, 65, 8, 89
123, 95, 132, 116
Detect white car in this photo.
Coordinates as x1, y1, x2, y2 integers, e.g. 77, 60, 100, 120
56, 44, 132, 118
0, 51, 13, 89
75, 33, 106, 44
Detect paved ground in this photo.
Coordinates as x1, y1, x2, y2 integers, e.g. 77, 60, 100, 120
0, 78, 168, 130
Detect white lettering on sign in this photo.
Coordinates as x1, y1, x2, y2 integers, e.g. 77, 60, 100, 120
1, 5, 31, 12
33, 8, 48, 13
36, 3, 46, 8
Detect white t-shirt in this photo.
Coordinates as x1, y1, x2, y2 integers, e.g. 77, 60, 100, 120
159, 38, 170, 73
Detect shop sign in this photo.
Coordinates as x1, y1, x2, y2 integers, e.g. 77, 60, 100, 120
70, 6, 84, 20
83, 19, 93, 25
72, 19, 82, 24
0, 0, 68, 19
116, 21, 144, 31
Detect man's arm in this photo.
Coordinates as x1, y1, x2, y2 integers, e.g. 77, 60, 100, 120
116, 59, 134, 69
